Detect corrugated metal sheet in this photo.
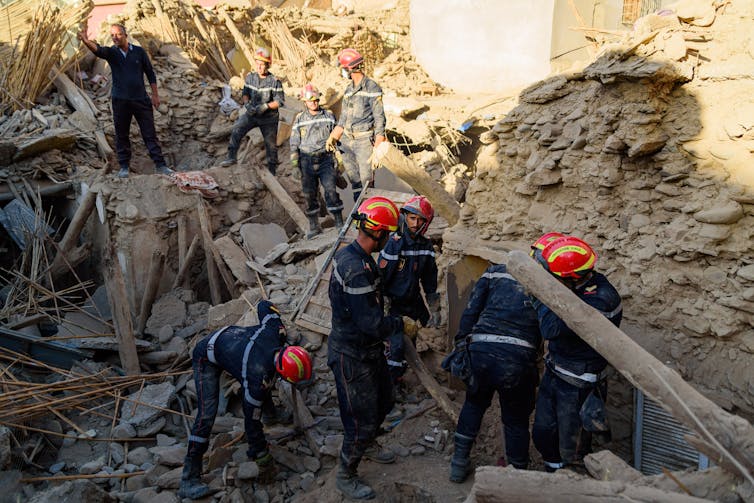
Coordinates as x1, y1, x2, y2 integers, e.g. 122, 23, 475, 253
634, 390, 708, 475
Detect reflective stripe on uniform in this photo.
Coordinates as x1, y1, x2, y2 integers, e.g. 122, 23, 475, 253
544, 461, 564, 469
551, 363, 602, 383
386, 359, 405, 368
241, 313, 279, 407
344, 90, 382, 98
469, 333, 535, 349
600, 302, 623, 319
380, 249, 435, 261
244, 84, 279, 92
294, 117, 336, 128
331, 259, 376, 295
206, 326, 232, 364
482, 271, 514, 281
189, 435, 208, 443
380, 251, 399, 261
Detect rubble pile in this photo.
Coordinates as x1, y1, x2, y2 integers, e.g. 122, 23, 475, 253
445, 0, 754, 416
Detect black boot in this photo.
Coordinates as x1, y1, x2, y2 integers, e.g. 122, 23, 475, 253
306, 215, 321, 239
117, 164, 129, 178
333, 211, 344, 229
178, 455, 209, 499
449, 432, 475, 483
336, 463, 375, 500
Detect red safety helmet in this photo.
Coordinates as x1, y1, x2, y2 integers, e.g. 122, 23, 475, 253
276, 346, 313, 384
400, 195, 434, 237
354, 196, 399, 233
337, 48, 363, 71
530, 232, 565, 260
541, 236, 597, 279
254, 47, 272, 64
302, 83, 320, 102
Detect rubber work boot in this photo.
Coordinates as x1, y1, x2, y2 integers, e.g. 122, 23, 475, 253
336, 466, 375, 500
333, 211, 344, 229
177, 455, 209, 500
306, 215, 322, 239
449, 432, 475, 483
155, 164, 175, 176
117, 165, 129, 178
219, 156, 237, 167
363, 443, 395, 464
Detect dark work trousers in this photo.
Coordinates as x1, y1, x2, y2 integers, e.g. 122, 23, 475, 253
228, 112, 278, 174
300, 153, 343, 217
112, 97, 166, 168
187, 338, 267, 461
328, 351, 394, 474
455, 346, 538, 468
386, 302, 427, 383
532, 368, 607, 468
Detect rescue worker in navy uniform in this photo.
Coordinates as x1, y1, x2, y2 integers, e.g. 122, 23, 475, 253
328, 196, 405, 500
220, 48, 284, 174
290, 83, 344, 238
378, 195, 440, 384
445, 234, 564, 483
325, 48, 386, 202
531, 236, 623, 472
178, 301, 313, 500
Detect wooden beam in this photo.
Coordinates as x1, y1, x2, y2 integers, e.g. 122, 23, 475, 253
217, 8, 255, 70
255, 167, 309, 234
196, 200, 238, 303
465, 466, 711, 503
371, 141, 461, 226
403, 333, 459, 423
172, 235, 200, 290
104, 249, 140, 375
506, 250, 754, 483
136, 250, 165, 335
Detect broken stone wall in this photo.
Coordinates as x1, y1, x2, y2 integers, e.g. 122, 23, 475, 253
443, 2, 754, 419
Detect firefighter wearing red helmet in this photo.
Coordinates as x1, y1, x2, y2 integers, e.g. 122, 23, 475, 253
179, 300, 312, 499
325, 48, 387, 202
220, 47, 284, 174
290, 83, 344, 238
379, 195, 440, 385
328, 196, 404, 500
530, 236, 622, 473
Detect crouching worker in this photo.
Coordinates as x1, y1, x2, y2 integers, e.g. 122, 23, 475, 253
179, 300, 313, 499
290, 84, 344, 238
531, 236, 622, 472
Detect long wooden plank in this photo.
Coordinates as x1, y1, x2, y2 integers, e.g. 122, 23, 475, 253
104, 248, 140, 375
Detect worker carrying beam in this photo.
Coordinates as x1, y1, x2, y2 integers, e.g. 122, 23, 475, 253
178, 300, 312, 499
531, 236, 623, 472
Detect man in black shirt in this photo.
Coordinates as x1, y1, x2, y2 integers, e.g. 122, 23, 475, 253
78, 23, 173, 178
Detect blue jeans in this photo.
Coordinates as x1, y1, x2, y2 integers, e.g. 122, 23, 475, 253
300, 152, 343, 216
455, 345, 538, 468
532, 368, 606, 468
228, 112, 278, 174
328, 351, 394, 473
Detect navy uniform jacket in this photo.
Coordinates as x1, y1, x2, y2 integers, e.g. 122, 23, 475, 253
535, 272, 622, 375
456, 264, 542, 356
206, 310, 287, 410
329, 241, 402, 360
378, 231, 437, 324
93, 43, 155, 100
242, 72, 285, 125
290, 109, 337, 155
337, 76, 385, 136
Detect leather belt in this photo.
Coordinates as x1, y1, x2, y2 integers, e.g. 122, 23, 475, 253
468, 333, 535, 349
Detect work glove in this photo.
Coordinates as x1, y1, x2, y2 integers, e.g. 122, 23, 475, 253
426, 292, 441, 327
257, 102, 269, 115
402, 316, 419, 339
290, 152, 299, 168
325, 134, 339, 152
245, 102, 259, 115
